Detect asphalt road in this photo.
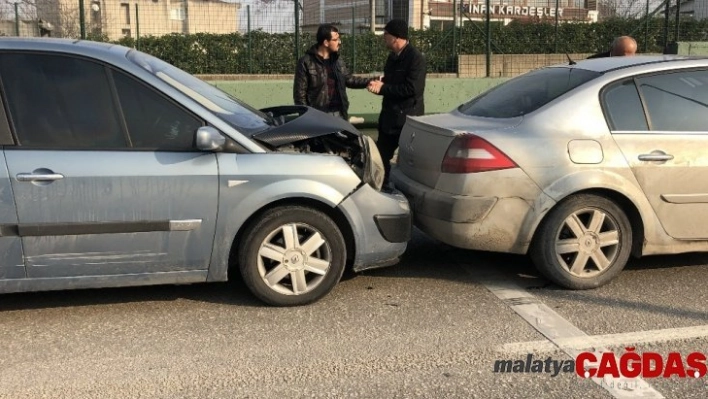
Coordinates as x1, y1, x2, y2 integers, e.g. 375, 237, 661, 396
0, 228, 706, 399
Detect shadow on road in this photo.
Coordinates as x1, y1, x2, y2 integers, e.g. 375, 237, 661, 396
361, 228, 708, 322
0, 278, 264, 312
1, 228, 708, 315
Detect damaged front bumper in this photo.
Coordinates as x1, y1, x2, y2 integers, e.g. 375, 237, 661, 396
253, 105, 408, 271
338, 184, 411, 272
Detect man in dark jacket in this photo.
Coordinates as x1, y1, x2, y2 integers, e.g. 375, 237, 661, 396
367, 19, 426, 186
293, 24, 371, 120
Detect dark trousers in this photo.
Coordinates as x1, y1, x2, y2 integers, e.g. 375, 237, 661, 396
376, 129, 402, 184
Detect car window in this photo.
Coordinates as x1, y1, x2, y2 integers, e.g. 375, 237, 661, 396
0, 53, 127, 148
636, 70, 708, 132
0, 86, 12, 145
126, 50, 271, 135
457, 67, 601, 118
112, 70, 203, 150
602, 79, 648, 131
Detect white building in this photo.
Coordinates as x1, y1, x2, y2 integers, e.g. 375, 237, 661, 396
668, 0, 708, 20
301, 0, 598, 33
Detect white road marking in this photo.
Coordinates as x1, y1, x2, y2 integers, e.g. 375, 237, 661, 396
470, 269, 665, 399
499, 325, 708, 353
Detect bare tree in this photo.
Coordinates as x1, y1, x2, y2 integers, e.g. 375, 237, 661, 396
25, 0, 111, 39
18, 0, 38, 19
598, 0, 662, 19
0, 2, 12, 21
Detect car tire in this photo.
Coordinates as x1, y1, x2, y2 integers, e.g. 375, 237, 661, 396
530, 194, 632, 290
238, 206, 346, 306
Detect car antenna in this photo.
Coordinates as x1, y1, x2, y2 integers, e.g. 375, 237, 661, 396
566, 53, 577, 65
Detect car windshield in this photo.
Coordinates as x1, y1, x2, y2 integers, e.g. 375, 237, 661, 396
126, 50, 271, 135
457, 67, 602, 118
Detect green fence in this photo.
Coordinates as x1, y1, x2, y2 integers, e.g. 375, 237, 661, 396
0, 0, 703, 76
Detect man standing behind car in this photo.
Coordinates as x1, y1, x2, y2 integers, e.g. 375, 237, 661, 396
587, 36, 637, 59
294, 24, 372, 120
367, 19, 426, 187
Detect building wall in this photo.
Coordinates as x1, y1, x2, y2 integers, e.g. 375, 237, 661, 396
35, 0, 78, 38
101, 0, 172, 40
36, 0, 239, 40
696, 0, 708, 19
0, 20, 40, 37
303, 0, 378, 33
409, 0, 423, 29
682, 0, 708, 20
186, 0, 239, 34
303, 0, 408, 33
302, 0, 595, 33
303, 0, 322, 27
429, 0, 595, 26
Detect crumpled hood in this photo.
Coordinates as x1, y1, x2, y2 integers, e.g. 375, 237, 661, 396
252, 106, 360, 147
251, 105, 384, 191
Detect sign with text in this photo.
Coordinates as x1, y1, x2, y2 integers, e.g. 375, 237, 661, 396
465, 4, 564, 18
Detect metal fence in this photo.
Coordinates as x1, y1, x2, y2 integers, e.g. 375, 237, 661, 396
0, 0, 701, 77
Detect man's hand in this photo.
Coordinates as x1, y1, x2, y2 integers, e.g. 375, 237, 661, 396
367, 79, 383, 94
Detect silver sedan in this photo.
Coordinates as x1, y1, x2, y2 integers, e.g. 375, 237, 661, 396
392, 55, 708, 289
0, 38, 410, 306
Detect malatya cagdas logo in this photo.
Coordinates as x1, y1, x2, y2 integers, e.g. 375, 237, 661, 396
493, 354, 574, 376
494, 348, 708, 379
576, 348, 707, 379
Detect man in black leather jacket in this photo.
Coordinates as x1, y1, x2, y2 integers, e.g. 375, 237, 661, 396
367, 19, 426, 186
293, 24, 371, 120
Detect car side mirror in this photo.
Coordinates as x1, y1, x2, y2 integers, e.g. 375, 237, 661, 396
195, 126, 226, 152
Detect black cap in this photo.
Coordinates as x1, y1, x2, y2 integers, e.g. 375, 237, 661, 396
384, 19, 408, 40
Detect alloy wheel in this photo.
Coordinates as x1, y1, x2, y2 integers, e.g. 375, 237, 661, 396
256, 222, 332, 296
554, 208, 620, 278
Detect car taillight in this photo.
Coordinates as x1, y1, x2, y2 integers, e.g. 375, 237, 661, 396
441, 134, 517, 173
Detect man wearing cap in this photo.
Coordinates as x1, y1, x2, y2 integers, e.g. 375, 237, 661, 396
367, 19, 426, 188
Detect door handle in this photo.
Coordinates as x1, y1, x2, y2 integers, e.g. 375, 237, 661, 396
638, 152, 674, 162
16, 173, 65, 182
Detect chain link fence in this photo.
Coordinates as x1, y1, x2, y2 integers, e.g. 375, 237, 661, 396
0, 0, 704, 76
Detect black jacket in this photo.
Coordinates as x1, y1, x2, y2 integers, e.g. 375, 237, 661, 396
587, 50, 611, 59
293, 45, 370, 119
376, 43, 426, 134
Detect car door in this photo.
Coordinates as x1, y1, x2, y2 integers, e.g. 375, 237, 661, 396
0, 52, 218, 278
0, 96, 24, 280
605, 70, 708, 239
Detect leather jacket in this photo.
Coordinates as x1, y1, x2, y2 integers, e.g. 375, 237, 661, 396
293, 45, 370, 120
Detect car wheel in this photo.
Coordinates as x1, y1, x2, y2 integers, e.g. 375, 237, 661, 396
530, 194, 632, 289
238, 206, 346, 306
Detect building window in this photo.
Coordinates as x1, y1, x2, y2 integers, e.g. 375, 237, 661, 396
120, 3, 130, 25
429, 19, 454, 31
170, 9, 185, 20
170, 0, 186, 20
122, 28, 131, 37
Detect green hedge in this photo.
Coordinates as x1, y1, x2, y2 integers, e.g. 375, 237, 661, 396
111, 18, 708, 75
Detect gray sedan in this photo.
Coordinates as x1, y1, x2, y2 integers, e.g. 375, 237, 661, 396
0, 38, 410, 306
392, 55, 708, 289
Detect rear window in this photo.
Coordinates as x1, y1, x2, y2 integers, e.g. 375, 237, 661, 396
457, 67, 601, 118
